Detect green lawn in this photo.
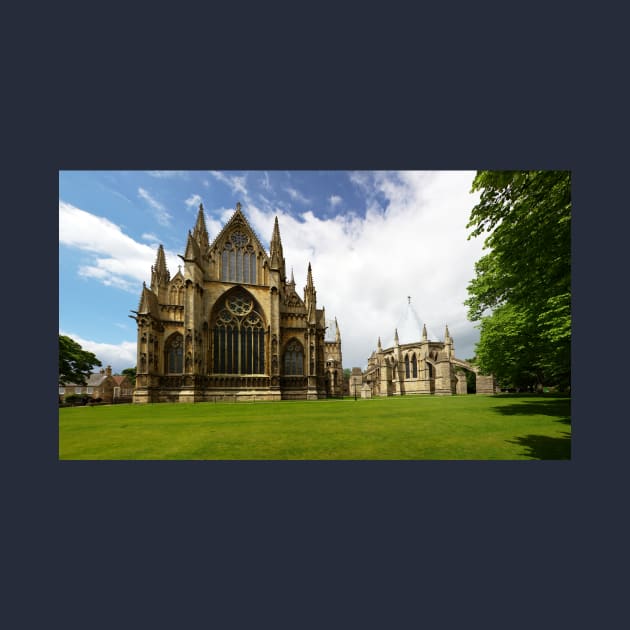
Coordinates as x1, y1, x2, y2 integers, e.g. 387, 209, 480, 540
58, 394, 571, 460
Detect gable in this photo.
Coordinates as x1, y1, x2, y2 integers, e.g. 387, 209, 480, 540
208, 207, 269, 261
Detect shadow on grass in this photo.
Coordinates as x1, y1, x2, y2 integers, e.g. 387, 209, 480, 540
507, 432, 571, 460
493, 397, 571, 422
493, 397, 571, 459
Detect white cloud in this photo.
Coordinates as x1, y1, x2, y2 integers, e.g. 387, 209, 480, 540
328, 194, 342, 208
260, 171, 271, 191
60, 330, 137, 374
59, 201, 181, 293
243, 171, 484, 368
185, 193, 203, 209
284, 186, 310, 204
141, 232, 160, 243
60, 172, 485, 374
209, 171, 248, 197
138, 187, 172, 226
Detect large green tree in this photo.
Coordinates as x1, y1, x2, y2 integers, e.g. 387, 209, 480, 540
466, 171, 571, 388
59, 335, 102, 385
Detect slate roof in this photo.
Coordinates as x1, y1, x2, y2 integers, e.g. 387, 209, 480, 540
61, 373, 111, 387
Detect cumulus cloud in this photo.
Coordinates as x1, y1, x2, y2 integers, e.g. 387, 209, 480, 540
185, 193, 203, 209
243, 171, 484, 367
60, 330, 137, 374
60, 172, 485, 371
59, 201, 181, 293
328, 194, 342, 208
137, 187, 172, 226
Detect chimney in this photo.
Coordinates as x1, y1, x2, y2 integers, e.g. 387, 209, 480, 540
105, 365, 112, 376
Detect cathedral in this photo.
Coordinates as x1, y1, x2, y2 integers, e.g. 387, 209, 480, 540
131, 203, 343, 403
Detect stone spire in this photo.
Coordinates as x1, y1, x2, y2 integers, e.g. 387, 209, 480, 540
335, 317, 341, 343
150, 244, 170, 290
304, 262, 317, 321
290, 267, 295, 286
184, 229, 201, 263
422, 323, 427, 341
444, 324, 453, 358
192, 203, 209, 251
377, 336, 382, 351
269, 217, 286, 278
394, 328, 399, 346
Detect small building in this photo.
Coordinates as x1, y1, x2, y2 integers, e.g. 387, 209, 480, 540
349, 367, 363, 398
112, 374, 134, 402
59, 366, 116, 403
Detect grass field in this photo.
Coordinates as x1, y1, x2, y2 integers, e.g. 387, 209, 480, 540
58, 394, 571, 460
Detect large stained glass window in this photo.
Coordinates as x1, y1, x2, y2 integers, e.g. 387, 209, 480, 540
212, 290, 265, 374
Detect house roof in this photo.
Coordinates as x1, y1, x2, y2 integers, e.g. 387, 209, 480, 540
61, 373, 112, 387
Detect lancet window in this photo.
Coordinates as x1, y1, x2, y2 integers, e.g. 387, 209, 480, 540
165, 333, 183, 373
284, 339, 304, 375
221, 231, 257, 284
412, 354, 418, 378
169, 279, 184, 305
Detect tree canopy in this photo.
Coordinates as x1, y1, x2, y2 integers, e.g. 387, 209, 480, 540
466, 171, 571, 389
121, 366, 137, 380
59, 335, 102, 385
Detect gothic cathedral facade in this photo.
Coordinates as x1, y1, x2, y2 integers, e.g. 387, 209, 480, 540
131, 204, 343, 403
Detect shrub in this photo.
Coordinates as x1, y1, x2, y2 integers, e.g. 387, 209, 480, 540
65, 394, 92, 405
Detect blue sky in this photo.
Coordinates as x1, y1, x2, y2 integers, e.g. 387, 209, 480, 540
59, 170, 485, 373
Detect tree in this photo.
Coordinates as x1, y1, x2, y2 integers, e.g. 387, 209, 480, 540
59, 335, 102, 385
121, 366, 137, 381
466, 171, 571, 388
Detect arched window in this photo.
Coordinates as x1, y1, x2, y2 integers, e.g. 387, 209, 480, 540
427, 362, 434, 379
284, 339, 304, 375
405, 355, 410, 379
212, 290, 265, 374
169, 279, 184, 306
412, 354, 418, 378
221, 231, 257, 284
165, 333, 183, 373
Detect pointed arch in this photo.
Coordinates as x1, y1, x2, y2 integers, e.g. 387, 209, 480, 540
283, 338, 305, 375
211, 287, 266, 374
165, 332, 183, 374
412, 353, 418, 378
404, 354, 410, 379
